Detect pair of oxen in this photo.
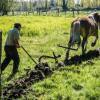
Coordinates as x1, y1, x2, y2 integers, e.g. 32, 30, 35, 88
65, 12, 100, 60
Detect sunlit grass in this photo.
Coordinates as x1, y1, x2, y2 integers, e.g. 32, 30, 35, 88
1, 14, 100, 100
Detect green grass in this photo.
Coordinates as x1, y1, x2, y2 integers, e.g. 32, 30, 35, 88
1, 13, 100, 100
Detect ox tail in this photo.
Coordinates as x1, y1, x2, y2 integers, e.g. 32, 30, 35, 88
70, 20, 81, 46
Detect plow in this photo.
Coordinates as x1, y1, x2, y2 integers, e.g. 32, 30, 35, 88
1, 46, 100, 99
2, 46, 62, 99
57, 44, 78, 51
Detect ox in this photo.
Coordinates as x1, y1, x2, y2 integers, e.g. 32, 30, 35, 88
65, 12, 100, 60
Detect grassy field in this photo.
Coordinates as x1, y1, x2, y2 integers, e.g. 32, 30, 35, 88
1, 13, 100, 100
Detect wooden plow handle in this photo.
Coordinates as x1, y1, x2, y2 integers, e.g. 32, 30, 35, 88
39, 52, 61, 63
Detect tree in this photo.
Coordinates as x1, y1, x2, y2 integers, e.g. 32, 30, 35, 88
50, 0, 55, 7
80, 0, 100, 8
45, 0, 48, 14
0, 0, 14, 15
0, 0, 8, 15
29, 0, 32, 12
62, 0, 68, 11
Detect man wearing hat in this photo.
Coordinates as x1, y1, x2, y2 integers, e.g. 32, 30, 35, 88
1, 23, 21, 75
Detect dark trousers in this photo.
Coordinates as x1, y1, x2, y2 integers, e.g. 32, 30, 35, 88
1, 46, 20, 73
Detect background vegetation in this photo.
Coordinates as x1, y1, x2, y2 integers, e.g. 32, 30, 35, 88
0, 0, 100, 16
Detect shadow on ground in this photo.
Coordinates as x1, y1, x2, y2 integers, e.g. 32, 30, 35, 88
64, 48, 100, 66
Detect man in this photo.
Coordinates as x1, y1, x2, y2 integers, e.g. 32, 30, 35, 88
1, 23, 21, 75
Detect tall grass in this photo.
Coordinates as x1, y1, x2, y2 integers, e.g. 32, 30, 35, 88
0, 15, 72, 37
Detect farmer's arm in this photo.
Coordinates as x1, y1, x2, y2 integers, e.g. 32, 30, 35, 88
14, 31, 20, 48
14, 39, 20, 48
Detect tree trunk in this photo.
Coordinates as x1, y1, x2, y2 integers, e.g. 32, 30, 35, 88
72, 8, 75, 17
62, 0, 67, 11
0, 31, 2, 67
45, 0, 48, 15
12, 9, 14, 16
0, 31, 2, 100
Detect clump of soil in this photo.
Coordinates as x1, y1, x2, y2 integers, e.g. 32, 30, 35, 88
2, 62, 52, 99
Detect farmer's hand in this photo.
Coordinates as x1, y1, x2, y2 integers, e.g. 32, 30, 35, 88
16, 44, 21, 48
14, 39, 21, 48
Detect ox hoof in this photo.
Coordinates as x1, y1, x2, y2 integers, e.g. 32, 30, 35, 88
91, 43, 96, 47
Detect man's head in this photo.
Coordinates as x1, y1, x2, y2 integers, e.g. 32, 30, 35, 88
14, 23, 21, 31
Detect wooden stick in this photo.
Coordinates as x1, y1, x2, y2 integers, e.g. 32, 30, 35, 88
0, 30, 2, 97
57, 44, 78, 51
21, 46, 37, 64
0, 30, 2, 67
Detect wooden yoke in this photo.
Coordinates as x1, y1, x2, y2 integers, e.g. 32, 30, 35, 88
0, 30, 2, 67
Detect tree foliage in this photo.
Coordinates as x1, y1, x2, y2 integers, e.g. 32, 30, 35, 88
0, 0, 100, 16
0, 0, 14, 15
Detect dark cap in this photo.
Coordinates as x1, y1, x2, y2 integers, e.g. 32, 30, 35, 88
14, 23, 21, 28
